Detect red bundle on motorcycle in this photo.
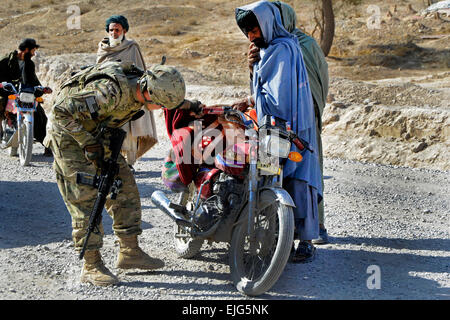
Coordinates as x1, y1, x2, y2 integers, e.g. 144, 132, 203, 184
5, 98, 16, 113
164, 108, 218, 187
164, 108, 197, 186
214, 143, 248, 176
194, 168, 220, 199
161, 158, 187, 193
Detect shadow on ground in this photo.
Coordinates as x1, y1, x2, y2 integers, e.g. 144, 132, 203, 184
270, 236, 450, 299
0, 180, 155, 249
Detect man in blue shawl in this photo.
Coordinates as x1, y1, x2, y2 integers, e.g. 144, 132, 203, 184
233, 1, 323, 262
247, 1, 330, 245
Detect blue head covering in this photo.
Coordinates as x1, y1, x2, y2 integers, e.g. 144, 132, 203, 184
235, 0, 322, 197
105, 15, 129, 32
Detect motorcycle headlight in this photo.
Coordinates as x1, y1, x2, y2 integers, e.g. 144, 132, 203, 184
260, 135, 291, 158
19, 92, 35, 104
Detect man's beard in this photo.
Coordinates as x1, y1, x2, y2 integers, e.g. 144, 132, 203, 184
252, 37, 267, 49
24, 52, 32, 61
109, 34, 124, 47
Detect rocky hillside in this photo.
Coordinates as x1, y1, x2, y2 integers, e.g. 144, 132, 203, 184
1, 0, 448, 171
323, 74, 450, 171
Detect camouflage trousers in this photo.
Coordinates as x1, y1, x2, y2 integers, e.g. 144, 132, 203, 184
48, 130, 142, 251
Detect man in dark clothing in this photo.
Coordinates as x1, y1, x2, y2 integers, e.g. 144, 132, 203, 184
0, 38, 52, 156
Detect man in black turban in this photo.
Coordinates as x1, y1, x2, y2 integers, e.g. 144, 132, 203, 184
97, 15, 158, 171
105, 15, 129, 32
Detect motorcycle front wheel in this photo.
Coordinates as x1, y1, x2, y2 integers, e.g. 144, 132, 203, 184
18, 117, 33, 166
173, 183, 204, 259
229, 192, 294, 296
2, 118, 18, 156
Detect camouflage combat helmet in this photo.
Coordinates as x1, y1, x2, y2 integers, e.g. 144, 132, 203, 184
139, 65, 186, 109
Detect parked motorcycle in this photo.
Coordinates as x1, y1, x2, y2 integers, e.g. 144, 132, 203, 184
151, 106, 311, 296
0, 82, 50, 166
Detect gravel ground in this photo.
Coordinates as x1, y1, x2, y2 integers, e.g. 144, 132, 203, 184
0, 130, 448, 301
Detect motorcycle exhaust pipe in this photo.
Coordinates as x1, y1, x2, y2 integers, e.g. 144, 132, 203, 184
151, 191, 192, 228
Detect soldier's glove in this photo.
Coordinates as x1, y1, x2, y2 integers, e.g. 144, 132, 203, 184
84, 143, 104, 168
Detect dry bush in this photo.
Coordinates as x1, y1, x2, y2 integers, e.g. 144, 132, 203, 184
183, 36, 201, 44
37, 33, 49, 40
156, 25, 185, 36
188, 18, 200, 26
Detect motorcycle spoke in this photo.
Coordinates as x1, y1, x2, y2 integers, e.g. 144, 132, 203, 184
241, 214, 280, 281
230, 191, 295, 295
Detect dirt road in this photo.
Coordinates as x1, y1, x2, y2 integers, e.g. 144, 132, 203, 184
0, 129, 448, 300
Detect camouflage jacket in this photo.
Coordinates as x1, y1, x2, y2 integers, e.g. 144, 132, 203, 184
45, 61, 144, 149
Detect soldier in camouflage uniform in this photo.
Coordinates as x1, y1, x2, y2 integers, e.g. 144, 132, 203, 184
44, 60, 187, 286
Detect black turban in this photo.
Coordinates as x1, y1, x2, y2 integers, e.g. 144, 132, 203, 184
235, 9, 259, 34
105, 15, 129, 32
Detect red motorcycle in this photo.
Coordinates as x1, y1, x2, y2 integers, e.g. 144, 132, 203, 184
152, 106, 309, 296
0, 82, 51, 165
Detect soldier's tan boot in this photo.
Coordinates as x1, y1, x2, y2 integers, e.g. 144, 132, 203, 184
116, 235, 165, 270
80, 250, 119, 286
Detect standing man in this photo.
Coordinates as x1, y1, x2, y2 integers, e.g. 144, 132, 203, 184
232, 1, 323, 262
0, 38, 52, 156
247, 1, 330, 244
44, 61, 186, 286
97, 15, 158, 170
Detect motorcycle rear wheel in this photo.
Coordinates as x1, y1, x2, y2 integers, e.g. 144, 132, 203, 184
229, 194, 294, 296
173, 183, 204, 259
18, 118, 33, 166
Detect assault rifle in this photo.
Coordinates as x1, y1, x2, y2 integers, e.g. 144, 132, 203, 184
76, 127, 126, 260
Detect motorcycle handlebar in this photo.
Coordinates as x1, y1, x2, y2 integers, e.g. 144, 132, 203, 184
202, 105, 233, 115
290, 133, 313, 153
0, 82, 17, 94
202, 105, 313, 152
202, 105, 255, 129
292, 137, 305, 151
0, 82, 51, 96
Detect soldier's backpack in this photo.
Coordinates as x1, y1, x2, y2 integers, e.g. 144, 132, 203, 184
60, 60, 144, 92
